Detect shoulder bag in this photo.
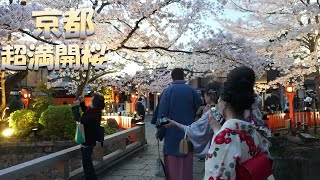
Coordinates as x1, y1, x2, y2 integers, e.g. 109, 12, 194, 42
236, 150, 273, 179
179, 129, 193, 155
75, 122, 85, 144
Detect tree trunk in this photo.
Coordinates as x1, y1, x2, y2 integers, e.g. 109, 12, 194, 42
0, 72, 6, 117
76, 81, 87, 97
76, 69, 91, 97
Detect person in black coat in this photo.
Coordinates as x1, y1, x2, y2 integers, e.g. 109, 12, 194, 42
135, 97, 146, 121
72, 94, 105, 180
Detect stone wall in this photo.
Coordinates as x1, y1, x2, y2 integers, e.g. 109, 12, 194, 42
0, 138, 127, 179
0, 141, 75, 170
271, 137, 320, 180
273, 151, 320, 180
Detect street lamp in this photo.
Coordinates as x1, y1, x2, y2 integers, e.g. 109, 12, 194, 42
22, 91, 31, 99
21, 89, 32, 109
286, 86, 294, 93
285, 85, 296, 134
2, 128, 14, 137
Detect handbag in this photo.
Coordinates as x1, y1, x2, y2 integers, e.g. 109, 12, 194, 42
236, 152, 273, 180
75, 122, 85, 144
179, 130, 193, 155
154, 139, 166, 177
92, 141, 103, 162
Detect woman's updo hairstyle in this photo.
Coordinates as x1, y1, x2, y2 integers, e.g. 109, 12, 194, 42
220, 66, 255, 116
204, 81, 222, 104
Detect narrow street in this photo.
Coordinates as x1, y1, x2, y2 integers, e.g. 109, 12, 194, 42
99, 115, 205, 180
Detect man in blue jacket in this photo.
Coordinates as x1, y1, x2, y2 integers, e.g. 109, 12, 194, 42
155, 68, 201, 180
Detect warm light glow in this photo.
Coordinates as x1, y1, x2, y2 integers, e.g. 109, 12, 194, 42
23, 94, 28, 98
2, 128, 14, 137
286, 86, 294, 93
157, 93, 161, 95
131, 95, 135, 98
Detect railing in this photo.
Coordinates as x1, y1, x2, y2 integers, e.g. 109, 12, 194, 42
267, 112, 320, 132
0, 124, 146, 180
267, 113, 287, 132
120, 116, 134, 129
101, 116, 133, 129
105, 103, 126, 114
310, 112, 320, 127
294, 112, 309, 126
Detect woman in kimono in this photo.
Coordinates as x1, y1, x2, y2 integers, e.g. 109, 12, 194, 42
204, 66, 272, 180
164, 81, 223, 159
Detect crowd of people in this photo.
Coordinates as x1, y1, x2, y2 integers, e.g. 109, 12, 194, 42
152, 67, 273, 180
71, 66, 273, 180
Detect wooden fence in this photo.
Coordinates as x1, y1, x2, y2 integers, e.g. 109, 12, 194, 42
266, 113, 288, 132
267, 112, 320, 132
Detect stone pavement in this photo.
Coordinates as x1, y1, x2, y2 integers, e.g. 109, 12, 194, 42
98, 116, 205, 180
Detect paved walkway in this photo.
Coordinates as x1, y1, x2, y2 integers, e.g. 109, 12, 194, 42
98, 116, 205, 180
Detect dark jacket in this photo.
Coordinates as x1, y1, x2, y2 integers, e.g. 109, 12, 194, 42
156, 80, 201, 156
135, 101, 145, 116
151, 94, 162, 125
80, 101, 88, 112
72, 105, 101, 146
151, 104, 159, 125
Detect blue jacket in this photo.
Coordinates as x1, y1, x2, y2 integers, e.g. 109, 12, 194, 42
156, 80, 201, 156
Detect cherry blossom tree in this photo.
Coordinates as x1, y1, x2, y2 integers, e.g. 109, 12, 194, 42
214, 0, 320, 97
49, 29, 268, 96
42, 0, 262, 96
1, 0, 268, 100
0, 0, 40, 114
130, 70, 172, 94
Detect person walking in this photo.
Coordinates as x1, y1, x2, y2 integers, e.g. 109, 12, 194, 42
72, 94, 105, 180
163, 81, 222, 159
155, 68, 201, 180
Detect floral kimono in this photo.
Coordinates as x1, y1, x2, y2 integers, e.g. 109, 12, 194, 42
204, 119, 271, 180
